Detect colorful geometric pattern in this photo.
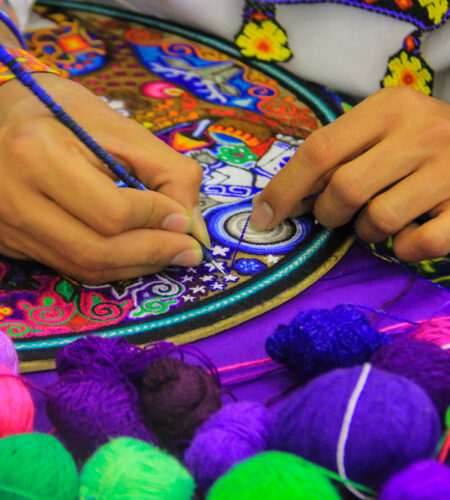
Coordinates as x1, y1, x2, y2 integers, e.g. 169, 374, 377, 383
1, 1, 353, 371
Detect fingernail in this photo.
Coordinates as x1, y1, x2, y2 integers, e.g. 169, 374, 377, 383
192, 205, 212, 248
250, 200, 274, 231
161, 213, 192, 233
170, 248, 203, 267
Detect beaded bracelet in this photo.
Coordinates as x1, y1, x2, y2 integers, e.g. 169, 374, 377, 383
0, 47, 61, 86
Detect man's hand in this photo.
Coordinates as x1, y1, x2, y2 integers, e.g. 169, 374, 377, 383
251, 87, 450, 262
0, 74, 207, 283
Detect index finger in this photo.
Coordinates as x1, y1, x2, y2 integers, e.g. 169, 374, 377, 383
250, 90, 396, 230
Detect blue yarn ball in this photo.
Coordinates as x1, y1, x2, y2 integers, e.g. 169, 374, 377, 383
266, 305, 389, 381
270, 365, 441, 489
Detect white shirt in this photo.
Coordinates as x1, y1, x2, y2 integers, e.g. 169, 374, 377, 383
9, 0, 450, 101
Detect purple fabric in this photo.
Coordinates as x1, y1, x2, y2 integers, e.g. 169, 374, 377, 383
26, 245, 449, 432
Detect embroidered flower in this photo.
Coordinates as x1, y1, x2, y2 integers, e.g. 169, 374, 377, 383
383, 50, 433, 95
217, 146, 257, 166
417, 0, 449, 24
235, 20, 292, 62
0, 306, 13, 321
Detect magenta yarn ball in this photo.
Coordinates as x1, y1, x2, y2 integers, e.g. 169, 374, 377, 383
0, 330, 18, 374
379, 460, 450, 500
411, 318, 450, 349
370, 337, 450, 421
184, 402, 270, 491
47, 367, 156, 461
270, 365, 441, 489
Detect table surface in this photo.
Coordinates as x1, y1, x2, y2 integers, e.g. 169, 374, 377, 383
26, 243, 449, 432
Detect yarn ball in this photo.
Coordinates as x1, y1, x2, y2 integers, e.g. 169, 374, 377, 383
0, 433, 78, 499
270, 365, 441, 489
0, 330, 19, 374
379, 460, 450, 500
56, 335, 175, 380
47, 367, 155, 461
0, 364, 34, 438
185, 402, 270, 491
411, 318, 450, 350
140, 356, 222, 446
370, 337, 450, 421
207, 451, 341, 500
79, 437, 195, 500
266, 305, 389, 382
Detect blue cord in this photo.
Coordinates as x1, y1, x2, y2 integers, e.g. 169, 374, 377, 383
0, 44, 215, 262
0, 44, 146, 190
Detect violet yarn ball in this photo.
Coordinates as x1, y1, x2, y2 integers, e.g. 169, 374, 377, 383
140, 357, 222, 446
0, 330, 19, 374
370, 337, 450, 421
266, 305, 389, 382
185, 402, 271, 491
47, 367, 156, 462
56, 335, 175, 381
379, 460, 450, 500
270, 364, 441, 489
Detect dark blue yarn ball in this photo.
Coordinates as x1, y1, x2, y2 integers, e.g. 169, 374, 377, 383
266, 305, 390, 382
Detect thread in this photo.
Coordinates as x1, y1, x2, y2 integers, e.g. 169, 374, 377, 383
0, 364, 34, 438
0, 330, 19, 374
379, 460, 450, 500
0, 433, 79, 499
270, 365, 441, 489
140, 356, 222, 447
266, 305, 390, 382
370, 337, 450, 421
185, 402, 270, 491
47, 367, 156, 462
207, 451, 342, 500
79, 437, 195, 500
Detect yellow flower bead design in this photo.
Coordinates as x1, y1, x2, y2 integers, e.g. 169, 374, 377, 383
236, 20, 292, 62
417, 0, 449, 24
383, 50, 433, 95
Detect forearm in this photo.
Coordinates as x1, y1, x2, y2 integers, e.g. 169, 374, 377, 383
0, 1, 25, 47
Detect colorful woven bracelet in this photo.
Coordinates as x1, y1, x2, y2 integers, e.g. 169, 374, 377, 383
0, 0, 26, 48
0, 47, 61, 85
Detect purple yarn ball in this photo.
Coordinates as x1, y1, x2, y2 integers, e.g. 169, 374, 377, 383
55, 336, 175, 380
266, 305, 389, 382
379, 460, 450, 500
371, 337, 450, 422
0, 331, 18, 374
184, 402, 270, 491
47, 367, 156, 462
270, 365, 441, 489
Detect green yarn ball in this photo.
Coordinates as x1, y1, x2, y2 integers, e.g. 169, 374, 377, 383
79, 437, 195, 500
0, 433, 78, 500
207, 451, 342, 500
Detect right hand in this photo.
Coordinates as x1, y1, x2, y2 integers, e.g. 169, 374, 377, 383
0, 74, 207, 284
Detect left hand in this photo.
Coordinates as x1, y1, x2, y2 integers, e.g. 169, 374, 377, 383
250, 86, 450, 262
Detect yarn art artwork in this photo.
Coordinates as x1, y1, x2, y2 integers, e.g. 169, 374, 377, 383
0, 1, 354, 370
238, 0, 450, 95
